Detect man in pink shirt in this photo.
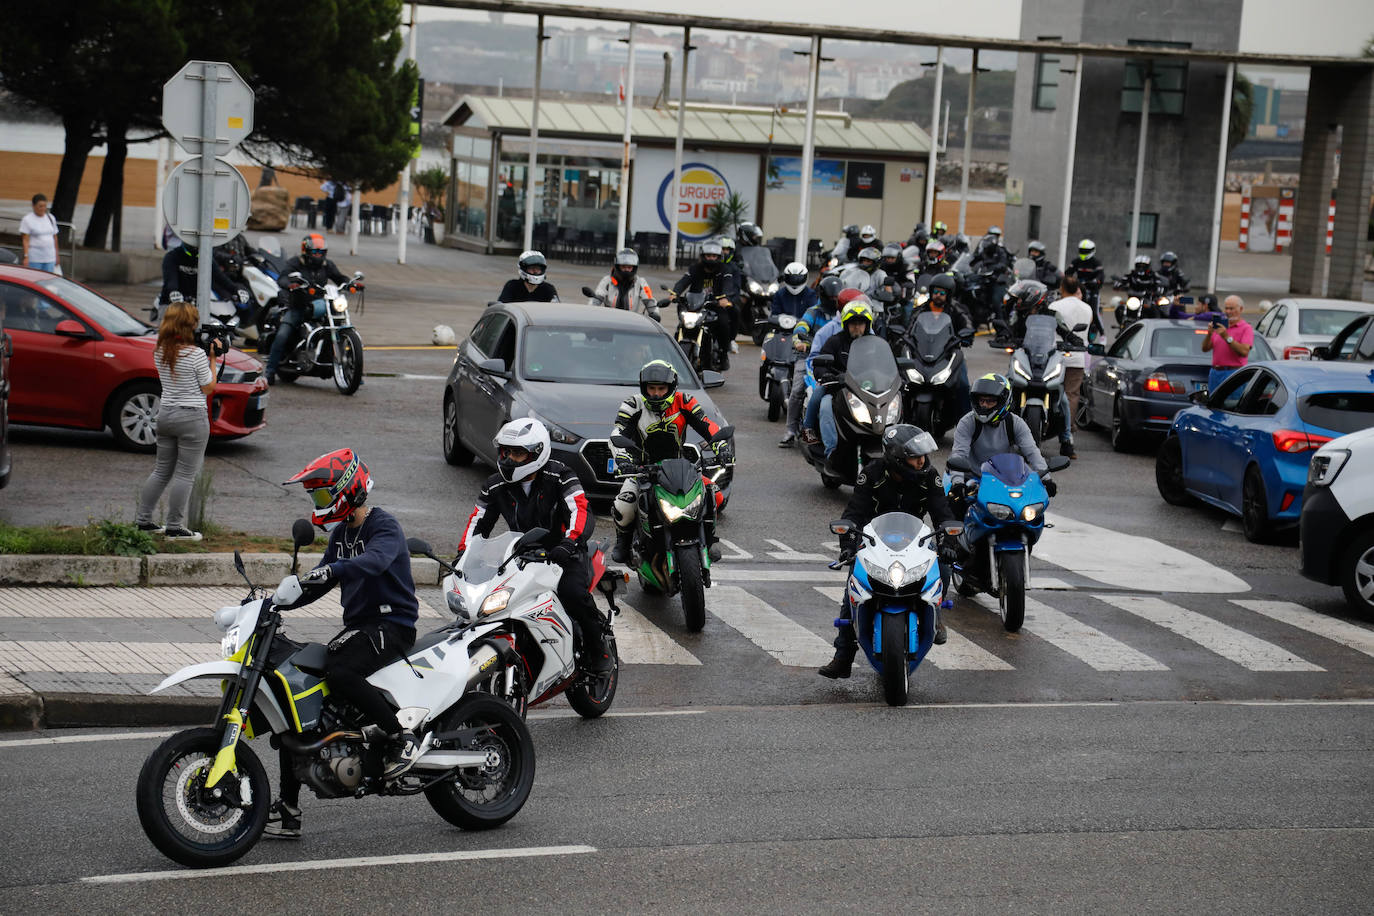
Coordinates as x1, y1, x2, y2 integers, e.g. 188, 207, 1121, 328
1201, 294, 1253, 392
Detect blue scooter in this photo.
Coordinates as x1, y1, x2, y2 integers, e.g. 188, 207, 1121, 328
945, 453, 1070, 632
828, 513, 963, 706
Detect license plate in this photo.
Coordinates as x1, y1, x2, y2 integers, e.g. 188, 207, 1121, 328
606, 458, 617, 474
251, 393, 269, 409
1191, 380, 1205, 391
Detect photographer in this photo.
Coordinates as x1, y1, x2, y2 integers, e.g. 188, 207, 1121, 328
1201, 295, 1253, 392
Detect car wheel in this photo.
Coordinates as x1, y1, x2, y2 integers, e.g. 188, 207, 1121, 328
443, 392, 475, 467
1241, 466, 1274, 544
1076, 387, 1095, 431
1155, 436, 1197, 507
108, 381, 161, 452
1110, 397, 1138, 453
1339, 530, 1374, 616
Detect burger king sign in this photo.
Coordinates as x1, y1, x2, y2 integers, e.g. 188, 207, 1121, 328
656, 162, 732, 241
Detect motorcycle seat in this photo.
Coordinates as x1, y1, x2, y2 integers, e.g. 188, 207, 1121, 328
410, 628, 452, 654
291, 642, 329, 676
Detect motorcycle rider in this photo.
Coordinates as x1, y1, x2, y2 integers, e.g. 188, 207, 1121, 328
876, 242, 915, 323
611, 360, 727, 563
672, 240, 740, 370
913, 273, 974, 416
497, 250, 559, 304
813, 296, 877, 471
1063, 238, 1105, 337
829, 223, 861, 262
265, 233, 358, 385
1157, 251, 1190, 297
591, 248, 659, 319
948, 373, 1054, 515
818, 424, 960, 678
1026, 240, 1062, 289
266, 448, 422, 838
737, 222, 764, 248
772, 261, 817, 321
782, 275, 843, 448
906, 223, 930, 250
970, 229, 1014, 319
856, 224, 882, 253
459, 418, 613, 674
1113, 255, 1165, 327
1000, 279, 1079, 458
159, 239, 239, 306
916, 239, 955, 292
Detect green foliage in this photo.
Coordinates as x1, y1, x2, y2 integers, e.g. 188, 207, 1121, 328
1230, 72, 1254, 152
188, 469, 213, 533
706, 192, 750, 237
92, 520, 157, 557
848, 65, 1016, 128
415, 165, 450, 215
0, 519, 154, 556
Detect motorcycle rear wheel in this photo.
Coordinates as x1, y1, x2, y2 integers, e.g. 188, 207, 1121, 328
424, 694, 535, 831
997, 552, 1026, 632
880, 613, 910, 707
675, 546, 707, 632
566, 637, 619, 718
332, 328, 364, 395
135, 727, 270, 868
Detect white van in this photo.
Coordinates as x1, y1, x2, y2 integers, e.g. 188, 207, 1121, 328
1299, 426, 1374, 613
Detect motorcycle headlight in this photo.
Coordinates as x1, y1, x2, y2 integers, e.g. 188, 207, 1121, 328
882, 398, 901, 427
220, 625, 242, 659
906, 367, 925, 384
446, 589, 469, 619
479, 588, 512, 617
844, 391, 871, 426
1011, 361, 1032, 381
1021, 503, 1044, 521
987, 503, 1013, 520
866, 557, 931, 587
1044, 363, 1063, 383
778, 314, 798, 330
929, 363, 953, 386
766, 282, 779, 295
681, 311, 703, 329
749, 280, 764, 295
659, 490, 705, 523
331, 296, 348, 313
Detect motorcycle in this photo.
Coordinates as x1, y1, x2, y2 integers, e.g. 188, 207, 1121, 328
952, 253, 1004, 329
804, 335, 907, 489
258, 271, 366, 395
897, 310, 973, 438
946, 453, 1070, 631
757, 313, 800, 422
134, 521, 536, 868
738, 245, 780, 345
995, 313, 1085, 443
828, 513, 963, 706
410, 528, 627, 720
610, 426, 735, 632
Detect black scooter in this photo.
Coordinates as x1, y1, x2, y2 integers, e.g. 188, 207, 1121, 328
757, 313, 801, 422
897, 310, 973, 438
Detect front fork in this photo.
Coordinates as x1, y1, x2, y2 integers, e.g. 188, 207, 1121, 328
204, 616, 278, 789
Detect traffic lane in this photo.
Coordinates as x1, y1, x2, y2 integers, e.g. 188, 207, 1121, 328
7, 702, 1371, 908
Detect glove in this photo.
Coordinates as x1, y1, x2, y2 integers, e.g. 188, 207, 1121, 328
937, 533, 961, 563
838, 530, 859, 557
1043, 476, 1058, 498
793, 337, 809, 352
949, 482, 966, 504
302, 564, 335, 586
547, 540, 578, 567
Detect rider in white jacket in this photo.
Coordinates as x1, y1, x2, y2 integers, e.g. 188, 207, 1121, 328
590, 248, 660, 320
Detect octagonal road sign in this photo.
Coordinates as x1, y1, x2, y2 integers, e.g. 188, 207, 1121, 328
162, 60, 254, 156
162, 156, 250, 246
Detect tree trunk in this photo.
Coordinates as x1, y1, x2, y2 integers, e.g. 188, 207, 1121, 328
52, 113, 97, 227
83, 121, 128, 251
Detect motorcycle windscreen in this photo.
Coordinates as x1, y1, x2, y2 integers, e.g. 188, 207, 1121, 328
681, 291, 709, 310
643, 428, 686, 464
1013, 257, 1037, 280
654, 456, 702, 495
843, 336, 899, 397
839, 266, 873, 293
912, 312, 954, 362
739, 246, 779, 282
868, 512, 925, 552
1023, 314, 1058, 370
465, 531, 523, 580
980, 452, 1032, 487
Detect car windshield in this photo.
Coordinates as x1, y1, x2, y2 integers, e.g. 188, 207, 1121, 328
1297, 391, 1374, 435
33, 275, 151, 336
844, 335, 898, 394
1299, 308, 1361, 337
522, 326, 695, 385
867, 512, 926, 552
462, 531, 523, 581
739, 246, 778, 282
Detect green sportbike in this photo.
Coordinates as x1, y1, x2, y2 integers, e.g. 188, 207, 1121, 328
135, 521, 535, 868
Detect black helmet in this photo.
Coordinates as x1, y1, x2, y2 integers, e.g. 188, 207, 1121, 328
737, 222, 763, 246
638, 359, 679, 413
881, 242, 903, 269
928, 273, 956, 298
1160, 251, 1178, 269
882, 424, 938, 480
817, 275, 844, 310
970, 373, 1012, 426
1006, 279, 1050, 314
1027, 239, 1046, 259
910, 226, 930, 247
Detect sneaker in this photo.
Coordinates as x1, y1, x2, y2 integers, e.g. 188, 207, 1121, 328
818, 648, 856, 679
1060, 441, 1077, 459
163, 526, 203, 542
136, 522, 165, 535
778, 432, 797, 448
729, 340, 739, 354
266, 372, 277, 386
800, 429, 820, 446
933, 619, 948, 645
382, 731, 420, 780
264, 799, 301, 839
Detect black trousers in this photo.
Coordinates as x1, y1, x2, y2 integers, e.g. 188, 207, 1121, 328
557, 556, 605, 649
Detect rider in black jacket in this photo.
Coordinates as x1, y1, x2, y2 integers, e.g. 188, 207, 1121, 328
458, 418, 613, 673
819, 425, 959, 678
265, 233, 356, 384
160, 241, 238, 305
673, 240, 741, 370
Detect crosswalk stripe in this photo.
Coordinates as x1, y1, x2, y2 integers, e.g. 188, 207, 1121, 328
715, 539, 754, 561
1037, 515, 1250, 594
708, 567, 844, 583
1093, 594, 1323, 672
708, 586, 834, 668
763, 539, 832, 562
813, 587, 1012, 670
1230, 599, 1374, 659
969, 594, 1169, 671
611, 602, 702, 666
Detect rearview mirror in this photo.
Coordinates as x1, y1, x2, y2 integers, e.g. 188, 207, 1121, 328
476, 357, 507, 375
514, 528, 549, 552
945, 455, 974, 473
609, 434, 636, 450
292, 518, 316, 548
829, 519, 852, 536
958, 328, 975, 342
709, 425, 735, 442
1045, 456, 1071, 473
1087, 343, 1106, 357
581, 286, 596, 298
895, 357, 918, 372
701, 369, 725, 389
407, 537, 434, 557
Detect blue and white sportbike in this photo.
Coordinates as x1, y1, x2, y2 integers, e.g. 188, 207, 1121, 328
828, 512, 963, 706
945, 452, 1069, 632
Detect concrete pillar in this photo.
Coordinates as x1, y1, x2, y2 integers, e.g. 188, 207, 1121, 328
1329, 67, 1374, 301
1290, 69, 1340, 295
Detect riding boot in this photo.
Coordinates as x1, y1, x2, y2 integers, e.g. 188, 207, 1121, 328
611, 527, 633, 564
819, 641, 856, 679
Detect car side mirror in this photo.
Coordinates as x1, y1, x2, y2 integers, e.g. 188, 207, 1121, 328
476, 357, 508, 375
1087, 343, 1106, 356
701, 369, 725, 389
1046, 456, 1071, 473
54, 319, 91, 339
1188, 388, 1209, 405
1310, 345, 1329, 360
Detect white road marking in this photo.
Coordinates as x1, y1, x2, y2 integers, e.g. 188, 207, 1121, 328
0, 729, 175, 749
970, 594, 1168, 671
1231, 599, 1374, 658
396, 373, 448, 380
83, 845, 598, 884
714, 538, 753, 561
1035, 515, 1250, 594
1031, 576, 1074, 590
1094, 594, 1323, 672
763, 539, 833, 562
611, 602, 702, 666
814, 587, 1012, 670
529, 708, 705, 720
708, 585, 834, 668
708, 567, 844, 583
1221, 519, 1244, 534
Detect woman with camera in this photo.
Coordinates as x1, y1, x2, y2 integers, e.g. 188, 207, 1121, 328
134, 298, 224, 541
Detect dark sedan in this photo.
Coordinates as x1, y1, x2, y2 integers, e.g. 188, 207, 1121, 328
1081, 318, 1276, 451
442, 303, 732, 499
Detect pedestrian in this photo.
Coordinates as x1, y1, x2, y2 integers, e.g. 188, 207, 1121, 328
320, 179, 342, 232
20, 194, 61, 273
1201, 294, 1254, 392
1049, 275, 1094, 454
134, 300, 223, 542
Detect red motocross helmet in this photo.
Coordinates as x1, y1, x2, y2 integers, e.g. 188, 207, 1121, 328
284, 448, 372, 530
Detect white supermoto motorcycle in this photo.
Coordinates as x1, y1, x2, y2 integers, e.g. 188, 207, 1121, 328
134, 521, 535, 869
411, 527, 625, 720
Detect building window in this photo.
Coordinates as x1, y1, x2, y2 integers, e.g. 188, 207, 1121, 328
1121, 40, 1190, 115
1034, 53, 1059, 110
1126, 212, 1159, 248
1028, 205, 1042, 241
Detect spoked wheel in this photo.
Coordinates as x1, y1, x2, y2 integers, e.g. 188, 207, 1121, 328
332, 328, 364, 395
880, 612, 910, 707
675, 546, 707, 632
997, 551, 1026, 632
135, 727, 270, 868
424, 694, 536, 831
566, 636, 619, 718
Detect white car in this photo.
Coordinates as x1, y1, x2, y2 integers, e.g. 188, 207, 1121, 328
1300, 426, 1374, 613
1254, 297, 1372, 361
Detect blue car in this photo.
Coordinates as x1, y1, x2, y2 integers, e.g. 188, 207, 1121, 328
1155, 361, 1374, 542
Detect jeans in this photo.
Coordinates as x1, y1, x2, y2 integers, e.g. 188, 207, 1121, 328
819, 394, 838, 456
1057, 388, 1074, 446
266, 306, 307, 377
27, 260, 56, 273
136, 406, 210, 529
783, 360, 806, 434
804, 379, 824, 433
1208, 366, 1238, 392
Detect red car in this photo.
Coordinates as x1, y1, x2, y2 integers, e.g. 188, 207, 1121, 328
0, 266, 268, 451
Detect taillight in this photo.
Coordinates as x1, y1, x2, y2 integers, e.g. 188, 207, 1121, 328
1144, 372, 1184, 394
1271, 429, 1333, 453
1283, 346, 1311, 360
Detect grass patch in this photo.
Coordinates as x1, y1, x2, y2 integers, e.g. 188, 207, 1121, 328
0, 519, 294, 556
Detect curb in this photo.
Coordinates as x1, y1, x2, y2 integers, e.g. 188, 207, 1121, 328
0, 690, 216, 732
0, 553, 444, 587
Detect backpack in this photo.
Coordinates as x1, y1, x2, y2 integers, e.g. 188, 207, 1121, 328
331, 182, 346, 203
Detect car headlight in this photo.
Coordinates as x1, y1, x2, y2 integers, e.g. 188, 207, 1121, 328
1308, 449, 1350, 486
1011, 361, 1032, 380
987, 503, 1013, 520
479, 588, 512, 617
906, 367, 925, 384
218, 365, 252, 384
845, 391, 871, 425
659, 490, 705, 522
929, 363, 953, 386
882, 398, 901, 427
866, 557, 931, 588
1021, 503, 1044, 521
531, 413, 579, 444
221, 625, 242, 658
681, 311, 703, 329
331, 296, 348, 313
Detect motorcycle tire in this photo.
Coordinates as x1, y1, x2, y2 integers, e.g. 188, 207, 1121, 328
566, 636, 619, 719
274, 367, 300, 383
1022, 404, 1046, 444
913, 401, 934, 435
880, 612, 910, 707
767, 393, 784, 422
675, 545, 707, 633
423, 694, 536, 831
135, 726, 270, 868
997, 552, 1026, 632
443, 392, 475, 466
332, 328, 364, 395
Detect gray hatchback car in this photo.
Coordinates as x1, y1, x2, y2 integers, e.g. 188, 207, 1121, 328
442, 303, 733, 499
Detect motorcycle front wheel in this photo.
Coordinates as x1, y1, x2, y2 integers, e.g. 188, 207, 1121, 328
997, 551, 1026, 632
135, 727, 270, 868
880, 612, 910, 707
332, 328, 364, 395
675, 545, 707, 632
1022, 403, 1046, 443
566, 636, 619, 718
424, 694, 535, 831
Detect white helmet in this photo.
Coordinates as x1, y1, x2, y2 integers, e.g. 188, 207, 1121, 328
781, 261, 808, 294
493, 418, 550, 483
859, 224, 877, 244
517, 250, 548, 285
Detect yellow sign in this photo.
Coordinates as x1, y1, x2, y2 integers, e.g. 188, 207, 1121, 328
657, 163, 732, 241
214, 217, 229, 229
228, 117, 244, 129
